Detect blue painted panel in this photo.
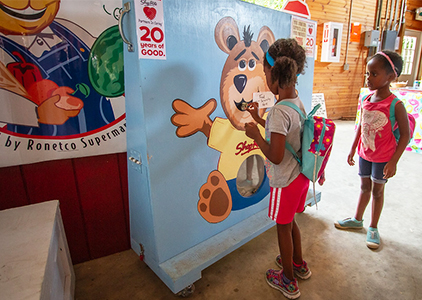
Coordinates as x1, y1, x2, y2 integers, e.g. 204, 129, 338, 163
124, 0, 315, 288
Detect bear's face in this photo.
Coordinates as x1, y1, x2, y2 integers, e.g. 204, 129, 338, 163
220, 39, 268, 131
215, 17, 275, 131
0, 0, 60, 35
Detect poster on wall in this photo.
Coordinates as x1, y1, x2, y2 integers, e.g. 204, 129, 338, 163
134, 0, 166, 60
291, 15, 316, 58
0, 0, 126, 168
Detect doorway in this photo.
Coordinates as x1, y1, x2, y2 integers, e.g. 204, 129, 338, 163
399, 30, 422, 86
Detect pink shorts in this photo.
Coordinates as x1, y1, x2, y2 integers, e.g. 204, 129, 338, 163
268, 173, 310, 224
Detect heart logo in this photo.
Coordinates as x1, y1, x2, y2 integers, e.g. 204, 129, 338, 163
143, 7, 156, 20
308, 28, 313, 34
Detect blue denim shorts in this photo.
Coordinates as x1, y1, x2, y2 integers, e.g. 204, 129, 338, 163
358, 157, 388, 184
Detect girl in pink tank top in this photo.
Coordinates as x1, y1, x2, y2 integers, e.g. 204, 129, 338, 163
334, 50, 410, 250
358, 93, 398, 162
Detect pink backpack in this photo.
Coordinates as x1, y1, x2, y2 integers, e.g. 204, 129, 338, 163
390, 97, 416, 144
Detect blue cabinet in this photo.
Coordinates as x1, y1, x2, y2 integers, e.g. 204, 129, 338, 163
121, 0, 316, 293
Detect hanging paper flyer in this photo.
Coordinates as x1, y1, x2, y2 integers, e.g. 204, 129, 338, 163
291, 16, 317, 58
134, 0, 166, 60
311, 93, 327, 118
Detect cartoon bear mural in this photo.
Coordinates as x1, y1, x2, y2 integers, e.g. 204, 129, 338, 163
172, 17, 275, 223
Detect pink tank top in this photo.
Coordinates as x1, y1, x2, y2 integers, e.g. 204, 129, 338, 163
357, 93, 397, 162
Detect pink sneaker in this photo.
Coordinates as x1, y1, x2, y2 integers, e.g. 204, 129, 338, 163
276, 255, 312, 280
266, 269, 300, 299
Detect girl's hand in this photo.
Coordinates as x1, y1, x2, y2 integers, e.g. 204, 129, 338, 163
246, 102, 260, 120
244, 122, 260, 140
347, 152, 355, 166
383, 161, 397, 179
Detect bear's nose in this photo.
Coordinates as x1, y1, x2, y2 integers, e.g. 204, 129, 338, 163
233, 74, 247, 94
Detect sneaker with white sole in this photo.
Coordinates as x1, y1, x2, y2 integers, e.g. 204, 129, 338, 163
266, 269, 300, 299
275, 256, 312, 280
334, 217, 363, 229
366, 227, 380, 249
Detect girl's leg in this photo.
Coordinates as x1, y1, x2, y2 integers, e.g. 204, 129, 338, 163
292, 218, 303, 266
277, 222, 294, 281
369, 182, 385, 228
354, 177, 372, 221
274, 174, 308, 280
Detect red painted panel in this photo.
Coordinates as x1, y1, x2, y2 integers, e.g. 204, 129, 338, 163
74, 154, 130, 259
22, 159, 90, 264
0, 166, 30, 210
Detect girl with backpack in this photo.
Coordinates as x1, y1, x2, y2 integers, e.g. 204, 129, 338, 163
245, 38, 312, 299
335, 50, 409, 250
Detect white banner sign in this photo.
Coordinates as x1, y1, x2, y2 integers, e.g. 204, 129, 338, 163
0, 117, 126, 167
134, 0, 166, 60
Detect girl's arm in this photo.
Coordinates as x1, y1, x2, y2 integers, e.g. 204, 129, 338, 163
244, 123, 285, 164
383, 102, 410, 178
348, 122, 362, 166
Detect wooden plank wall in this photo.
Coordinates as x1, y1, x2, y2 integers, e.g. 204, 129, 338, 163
309, 0, 376, 119
0, 153, 130, 264
405, 0, 422, 31
308, 0, 421, 120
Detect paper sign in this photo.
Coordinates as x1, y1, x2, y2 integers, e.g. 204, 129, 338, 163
311, 93, 327, 118
253, 92, 275, 108
134, 0, 166, 60
291, 16, 317, 58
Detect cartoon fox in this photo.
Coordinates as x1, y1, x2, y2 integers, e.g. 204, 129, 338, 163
172, 17, 275, 223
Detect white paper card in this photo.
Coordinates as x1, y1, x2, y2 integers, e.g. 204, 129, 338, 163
311, 93, 327, 118
253, 92, 275, 108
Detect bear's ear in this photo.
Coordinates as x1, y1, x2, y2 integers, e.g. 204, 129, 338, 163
257, 26, 275, 53
215, 16, 240, 54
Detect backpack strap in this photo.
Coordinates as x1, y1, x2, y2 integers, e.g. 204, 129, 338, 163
277, 101, 307, 119
360, 94, 372, 105
360, 94, 372, 112
276, 101, 320, 165
275, 101, 304, 165
362, 94, 372, 101
389, 97, 400, 130
277, 100, 322, 119
284, 141, 302, 165
389, 97, 401, 141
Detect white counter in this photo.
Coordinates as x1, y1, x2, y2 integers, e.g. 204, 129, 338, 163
0, 200, 74, 300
